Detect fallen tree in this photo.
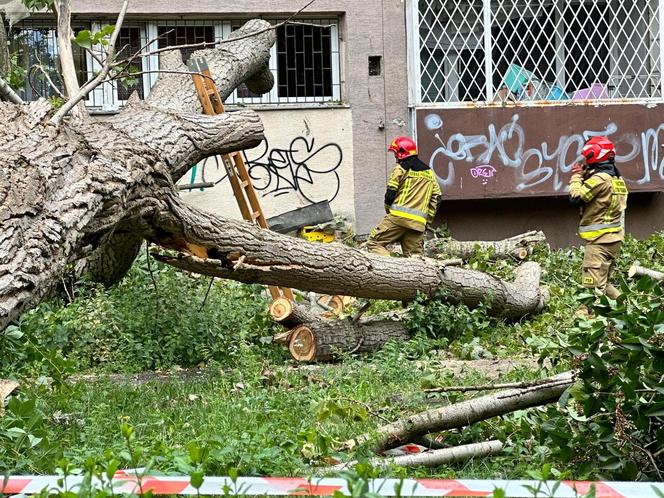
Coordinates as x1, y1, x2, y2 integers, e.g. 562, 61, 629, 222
425, 230, 547, 261
0, 6, 549, 330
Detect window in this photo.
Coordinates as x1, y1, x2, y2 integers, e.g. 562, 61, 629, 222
10, 17, 342, 109
277, 24, 332, 98
10, 21, 88, 101
116, 27, 144, 100
228, 18, 341, 105
415, 0, 663, 105
157, 25, 215, 63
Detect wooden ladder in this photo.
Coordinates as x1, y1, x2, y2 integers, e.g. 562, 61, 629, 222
188, 57, 294, 301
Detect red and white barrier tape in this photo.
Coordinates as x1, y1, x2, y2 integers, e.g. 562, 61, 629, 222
2, 474, 664, 497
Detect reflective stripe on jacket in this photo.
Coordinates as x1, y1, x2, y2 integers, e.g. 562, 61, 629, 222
569, 172, 628, 242
387, 165, 441, 232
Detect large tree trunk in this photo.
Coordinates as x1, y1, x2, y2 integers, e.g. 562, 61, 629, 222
0, 19, 548, 331
149, 206, 549, 318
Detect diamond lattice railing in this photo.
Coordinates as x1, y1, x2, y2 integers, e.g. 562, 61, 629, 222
417, 0, 663, 105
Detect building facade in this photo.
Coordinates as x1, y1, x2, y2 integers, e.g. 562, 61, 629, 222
409, 0, 664, 247
8, 0, 664, 246
9, 0, 409, 234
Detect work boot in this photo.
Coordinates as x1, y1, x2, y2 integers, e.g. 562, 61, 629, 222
574, 304, 593, 320
605, 284, 621, 300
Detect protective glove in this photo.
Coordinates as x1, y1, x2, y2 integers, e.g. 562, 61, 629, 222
571, 162, 584, 175
384, 204, 391, 214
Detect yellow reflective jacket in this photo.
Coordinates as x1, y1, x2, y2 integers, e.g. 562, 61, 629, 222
386, 163, 441, 232
569, 170, 628, 243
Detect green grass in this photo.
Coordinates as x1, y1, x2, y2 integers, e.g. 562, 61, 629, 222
3, 233, 664, 481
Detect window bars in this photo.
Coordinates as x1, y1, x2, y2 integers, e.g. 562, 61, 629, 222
414, 0, 664, 105
10, 18, 341, 111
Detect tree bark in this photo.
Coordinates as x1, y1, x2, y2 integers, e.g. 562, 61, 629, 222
342, 372, 574, 452
628, 264, 664, 281
425, 230, 547, 261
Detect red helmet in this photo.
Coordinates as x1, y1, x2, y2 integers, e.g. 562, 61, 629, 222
582, 136, 615, 165
389, 136, 418, 160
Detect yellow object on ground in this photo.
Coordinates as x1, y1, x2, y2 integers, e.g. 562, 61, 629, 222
299, 226, 335, 243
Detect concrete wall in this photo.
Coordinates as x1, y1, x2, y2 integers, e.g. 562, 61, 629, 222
70, 0, 410, 234
178, 107, 355, 220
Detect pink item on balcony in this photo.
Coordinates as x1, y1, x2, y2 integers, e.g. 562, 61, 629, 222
572, 83, 609, 100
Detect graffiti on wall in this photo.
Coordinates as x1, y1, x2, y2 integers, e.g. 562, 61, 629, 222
184, 136, 343, 204
416, 105, 664, 199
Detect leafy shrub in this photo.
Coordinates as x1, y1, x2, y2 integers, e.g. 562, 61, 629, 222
3, 254, 283, 374
541, 280, 664, 479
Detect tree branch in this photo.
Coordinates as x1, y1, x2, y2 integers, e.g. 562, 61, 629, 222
144, 199, 549, 318
50, 0, 129, 125
0, 75, 22, 104
108, 102, 264, 178
53, 0, 85, 120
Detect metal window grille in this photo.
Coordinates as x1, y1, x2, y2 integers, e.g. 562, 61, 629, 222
10, 17, 342, 110
227, 18, 342, 105
413, 0, 664, 106
9, 20, 89, 101
277, 23, 333, 99
116, 27, 145, 100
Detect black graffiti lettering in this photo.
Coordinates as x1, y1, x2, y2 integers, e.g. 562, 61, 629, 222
243, 136, 343, 204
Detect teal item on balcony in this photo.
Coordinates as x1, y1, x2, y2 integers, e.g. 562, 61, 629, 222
503, 63, 535, 93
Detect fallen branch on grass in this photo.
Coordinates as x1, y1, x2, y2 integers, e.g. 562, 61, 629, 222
325, 440, 503, 471
628, 264, 664, 282
341, 371, 575, 452
424, 376, 569, 393
425, 230, 547, 261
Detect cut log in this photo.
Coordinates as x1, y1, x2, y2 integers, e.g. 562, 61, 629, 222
288, 312, 410, 362
628, 264, 664, 281
342, 372, 575, 452
0, 379, 19, 415
425, 230, 547, 261
269, 298, 321, 329
326, 440, 503, 471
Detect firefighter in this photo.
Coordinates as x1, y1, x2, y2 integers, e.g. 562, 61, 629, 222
569, 136, 628, 299
366, 136, 441, 257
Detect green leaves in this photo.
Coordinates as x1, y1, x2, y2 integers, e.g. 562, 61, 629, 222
542, 273, 664, 480
73, 25, 117, 49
